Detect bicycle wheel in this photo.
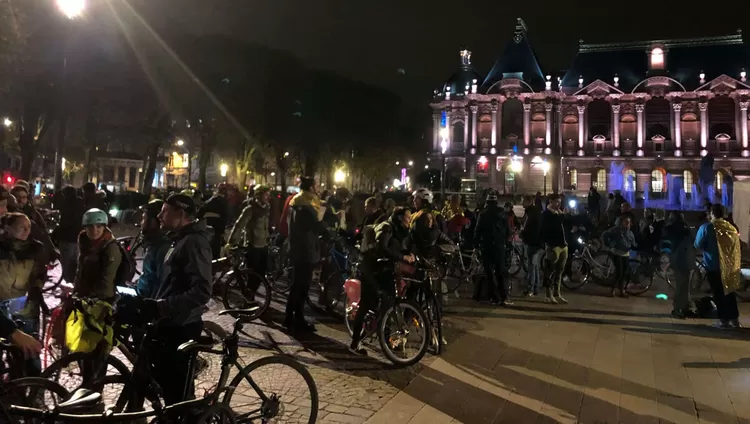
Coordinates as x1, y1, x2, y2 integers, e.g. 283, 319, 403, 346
268, 244, 293, 294
625, 258, 653, 296
223, 355, 318, 424
562, 257, 590, 290
222, 270, 271, 321
306, 267, 343, 315
590, 252, 615, 283
425, 294, 443, 355
1, 377, 70, 411
378, 300, 430, 367
508, 248, 523, 276
40, 351, 132, 409
196, 403, 236, 424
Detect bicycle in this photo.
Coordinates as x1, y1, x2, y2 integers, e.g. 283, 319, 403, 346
308, 231, 359, 315
213, 247, 271, 320
343, 260, 431, 366
402, 257, 444, 355
267, 233, 293, 294
22, 309, 318, 423
689, 258, 750, 301
559, 240, 620, 291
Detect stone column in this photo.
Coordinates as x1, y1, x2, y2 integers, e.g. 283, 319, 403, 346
124, 166, 131, 190
444, 108, 452, 148
432, 112, 440, 152
740, 101, 749, 150
556, 104, 563, 150
673, 103, 682, 155
523, 103, 532, 147
636, 104, 645, 153
612, 104, 621, 153
470, 105, 478, 152
699, 102, 708, 149
545, 103, 552, 147
462, 108, 470, 152
490, 105, 498, 149
577, 105, 586, 150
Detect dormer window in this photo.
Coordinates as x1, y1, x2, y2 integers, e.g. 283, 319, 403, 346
649, 46, 665, 70
652, 134, 666, 152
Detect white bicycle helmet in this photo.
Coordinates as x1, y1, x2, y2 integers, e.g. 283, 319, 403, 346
413, 188, 434, 204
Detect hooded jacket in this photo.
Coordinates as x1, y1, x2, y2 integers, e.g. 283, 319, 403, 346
135, 232, 171, 298
540, 208, 568, 248
155, 220, 213, 326
520, 204, 543, 248
288, 190, 325, 264
227, 198, 270, 249
474, 203, 510, 253
74, 229, 121, 301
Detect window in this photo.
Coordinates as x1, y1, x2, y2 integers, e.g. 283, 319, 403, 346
684, 170, 693, 194
476, 156, 489, 174
651, 170, 664, 192
624, 169, 636, 192
595, 169, 607, 191
569, 169, 578, 189
716, 171, 724, 192
593, 134, 605, 153
650, 47, 665, 70
716, 133, 730, 152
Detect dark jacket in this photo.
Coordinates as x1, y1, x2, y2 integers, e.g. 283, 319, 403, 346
226, 198, 270, 249
474, 204, 510, 253
660, 222, 695, 273
74, 229, 121, 301
21, 203, 46, 230
540, 208, 567, 248
56, 197, 85, 243
288, 191, 326, 264
373, 218, 410, 263
0, 313, 17, 339
154, 220, 214, 326
409, 209, 452, 258
520, 205, 542, 247
602, 225, 637, 256
83, 193, 107, 211
198, 195, 228, 248
136, 233, 171, 298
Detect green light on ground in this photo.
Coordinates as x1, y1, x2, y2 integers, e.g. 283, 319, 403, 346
656, 293, 668, 300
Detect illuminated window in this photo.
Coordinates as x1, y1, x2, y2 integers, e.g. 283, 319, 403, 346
476, 156, 489, 174
684, 170, 693, 194
596, 169, 607, 191
624, 169, 636, 192
569, 169, 578, 189
651, 170, 664, 193
716, 171, 724, 191
650, 47, 665, 70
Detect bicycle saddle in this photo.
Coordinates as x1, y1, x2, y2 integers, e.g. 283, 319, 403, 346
177, 335, 217, 353
57, 388, 102, 412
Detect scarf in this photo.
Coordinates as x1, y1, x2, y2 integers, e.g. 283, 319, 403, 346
713, 218, 741, 293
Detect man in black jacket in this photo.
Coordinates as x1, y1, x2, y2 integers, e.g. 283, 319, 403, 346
540, 193, 568, 304
521, 195, 543, 296
474, 191, 513, 306
198, 183, 229, 259
147, 194, 213, 405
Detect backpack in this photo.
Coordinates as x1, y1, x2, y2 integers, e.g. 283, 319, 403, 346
359, 224, 378, 253
110, 240, 136, 287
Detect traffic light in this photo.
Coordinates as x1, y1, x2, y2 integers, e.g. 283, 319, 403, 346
3, 173, 13, 186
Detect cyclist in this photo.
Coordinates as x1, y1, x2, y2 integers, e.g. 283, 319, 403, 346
136, 199, 170, 298
474, 191, 513, 306
198, 183, 229, 259
142, 193, 213, 405
412, 188, 445, 232
225, 184, 271, 299
602, 215, 637, 298
74, 208, 121, 301
350, 207, 414, 356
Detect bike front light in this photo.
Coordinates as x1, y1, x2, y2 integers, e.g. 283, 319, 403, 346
577, 237, 583, 244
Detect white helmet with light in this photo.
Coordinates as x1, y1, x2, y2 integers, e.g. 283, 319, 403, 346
413, 188, 434, 204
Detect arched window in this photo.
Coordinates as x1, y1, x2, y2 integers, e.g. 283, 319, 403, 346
651, 169, 664, 193
683, 170, 693, 194
569, 169, 578, 189
595, 169, 607, 191
624, 169, 636, 192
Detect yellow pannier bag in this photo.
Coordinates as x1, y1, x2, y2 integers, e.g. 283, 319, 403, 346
65, 298, 115, 353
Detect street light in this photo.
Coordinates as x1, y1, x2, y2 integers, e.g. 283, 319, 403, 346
176, 139, 184, 146
220, 163, 228, 178
3, 118, 11, 128
440, 139, 448, 202
408, 161, 414, 167
542, 160, 550, 195
334, 169, 346, 184
395, 161, 400, 166
56, 0, 85, 19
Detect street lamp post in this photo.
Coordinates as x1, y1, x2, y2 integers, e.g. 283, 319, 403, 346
440, 136, 448, 202
542, 160, 550, 195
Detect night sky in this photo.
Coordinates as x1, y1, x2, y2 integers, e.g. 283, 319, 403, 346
134, 0, 750, 106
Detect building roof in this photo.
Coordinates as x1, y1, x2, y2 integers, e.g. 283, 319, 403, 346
480, 18, 546, 92
562, 33, 750, 92
437, 50, 484, 98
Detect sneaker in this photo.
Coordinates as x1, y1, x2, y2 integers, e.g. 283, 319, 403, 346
348, 344, 367, 356
729, 319, 742, 328
555, 295, 568, 304
544, 296, 558, 304
522, 291, 535, 297
711, 320, 732, 329
498, 299, 514, 306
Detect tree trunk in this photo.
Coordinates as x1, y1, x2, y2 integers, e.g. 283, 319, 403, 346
198, 134, 211, 190
141, 142, 160, 196
18, 106, 45, 180
276, 156, 288, 194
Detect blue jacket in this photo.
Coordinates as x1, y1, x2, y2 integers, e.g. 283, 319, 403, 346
136, 235, 171, 299
694, 222, 719, 271
602, 226, 637, 256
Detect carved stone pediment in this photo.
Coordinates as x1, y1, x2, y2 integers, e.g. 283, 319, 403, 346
574, 79, 624, 97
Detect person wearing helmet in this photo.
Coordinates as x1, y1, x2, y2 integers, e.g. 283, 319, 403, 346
412, 188, 445, 231
74, 208, 121, 302
473, 191, 513, 306
136, 200, 171, 298
224, 185, 271, 301
197, 183, 229, 258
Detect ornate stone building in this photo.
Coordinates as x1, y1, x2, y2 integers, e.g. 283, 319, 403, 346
431, 18, 750, 199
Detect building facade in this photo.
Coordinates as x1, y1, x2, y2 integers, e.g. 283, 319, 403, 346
431, 18, 750, 200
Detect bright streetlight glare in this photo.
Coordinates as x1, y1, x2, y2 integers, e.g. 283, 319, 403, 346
408, 161, 414, 166
284, 151, 290, 157
2, 118, 11, 128
510, 160, 523, 173
541, 160, 550, 175
334, 169, 346, 183
220, 163, 228, 177
57, 0, 86, 19
424, 165, 429, 169
395, 161, 400, 166
176, 139, 184, 146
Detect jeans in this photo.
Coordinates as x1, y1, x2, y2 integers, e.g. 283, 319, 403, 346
285, 262, 314, 325
610, 254, 631, 291
524, 245, 542, 293
479, 250, 508, 302
706, 270, 739, 321
59, 241, 78, 283
544, 246, 568, 296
